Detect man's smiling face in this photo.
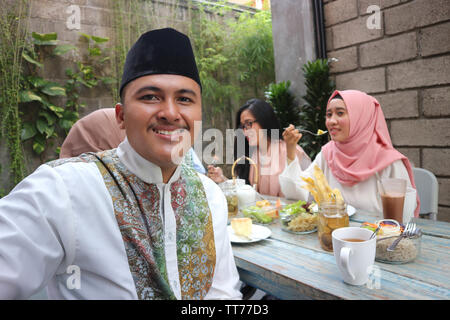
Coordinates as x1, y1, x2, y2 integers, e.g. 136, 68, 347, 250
116, 74, 202, 169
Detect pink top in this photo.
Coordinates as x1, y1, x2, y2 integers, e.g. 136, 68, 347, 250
249, 139, 310, 197
322, 90, 420, 217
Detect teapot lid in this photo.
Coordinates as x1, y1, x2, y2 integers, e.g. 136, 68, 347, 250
238, 184, 256, 192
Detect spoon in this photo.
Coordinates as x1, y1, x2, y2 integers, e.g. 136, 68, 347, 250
387, 223, 419, 251
369, 226, 381, 240
284, 126, 328, 136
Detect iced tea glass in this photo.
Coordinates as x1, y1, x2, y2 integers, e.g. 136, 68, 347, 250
318, 202, 349, 252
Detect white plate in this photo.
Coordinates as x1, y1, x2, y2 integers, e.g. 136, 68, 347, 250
311, 204, 356, 216
227, 225, 271, 243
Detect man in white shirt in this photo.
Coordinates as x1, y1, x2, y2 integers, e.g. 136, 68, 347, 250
0, 28, 242, 300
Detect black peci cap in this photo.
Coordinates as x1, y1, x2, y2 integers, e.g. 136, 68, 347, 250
119, 28, 201, 98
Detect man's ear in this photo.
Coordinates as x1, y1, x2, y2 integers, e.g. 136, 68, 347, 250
115, 103, 126, 129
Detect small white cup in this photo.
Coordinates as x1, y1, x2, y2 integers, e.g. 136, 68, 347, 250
403, 187, 417, 223
332, 227, 376, 286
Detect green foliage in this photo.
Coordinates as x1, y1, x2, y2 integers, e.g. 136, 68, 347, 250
111, 0, 275, 120
231, 10, 275, 93
0, 0, 29, 185
18, 31, 113, 157
190, 3, 275, 118
264, 80, 300, 130
298, 59, 336, 160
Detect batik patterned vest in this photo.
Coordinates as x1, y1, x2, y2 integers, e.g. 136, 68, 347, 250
47, 149, 216, 300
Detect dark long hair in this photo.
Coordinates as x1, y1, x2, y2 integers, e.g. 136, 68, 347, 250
233, 98, 282, 184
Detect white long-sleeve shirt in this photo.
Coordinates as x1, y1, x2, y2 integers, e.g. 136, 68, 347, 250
0, 139, 242, 300
279, 151, 416, 222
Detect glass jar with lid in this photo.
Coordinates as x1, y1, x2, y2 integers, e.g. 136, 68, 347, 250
220, 180, 238, 219
317, 201, 349, 251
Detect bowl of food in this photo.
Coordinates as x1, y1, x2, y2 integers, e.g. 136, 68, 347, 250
280, 200, 318, 234
361, 219, 421, 264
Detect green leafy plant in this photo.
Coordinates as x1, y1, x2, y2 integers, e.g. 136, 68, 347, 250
231, 10, 275, 96
264, 80, 300, 130
19, 32, 68, 155
19, 31, 113, 157
63, 33, 114, 131
298, 59, 335, 160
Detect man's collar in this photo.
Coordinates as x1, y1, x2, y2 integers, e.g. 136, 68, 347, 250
116, 137, 181, 185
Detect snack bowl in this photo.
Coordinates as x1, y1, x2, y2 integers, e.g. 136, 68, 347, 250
375, 233, 421, 264
361, 219, 421, 264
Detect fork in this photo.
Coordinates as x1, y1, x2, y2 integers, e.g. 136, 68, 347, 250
284, 126, 328, 136
387, 222, 416, 251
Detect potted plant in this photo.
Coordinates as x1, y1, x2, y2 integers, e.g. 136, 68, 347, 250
298, 59, 335, 160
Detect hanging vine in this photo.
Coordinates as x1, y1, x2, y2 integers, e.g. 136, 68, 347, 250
0, 0, 30, 190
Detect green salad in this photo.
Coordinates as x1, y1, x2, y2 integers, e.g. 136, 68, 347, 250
242, 206, 272, 224
280, 200, 309, 216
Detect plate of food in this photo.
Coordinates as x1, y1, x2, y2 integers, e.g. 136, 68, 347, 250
228, 218, 271, 243
280, 200, 318, 234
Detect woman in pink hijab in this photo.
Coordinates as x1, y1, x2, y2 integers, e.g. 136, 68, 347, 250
280, 90, 419, 222
60, 108, 125, 158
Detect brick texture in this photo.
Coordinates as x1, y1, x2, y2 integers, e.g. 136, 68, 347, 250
328, 46, 358, 73
390, 119, 450, 146
331, 15, 383, 49
384, 0, 450, 35
420, 21, 450, 57
324, 0, 358, 26
375, 90, 419, 119
438, 178, 450, 206
397, 147, 420, 168
335, 68, 386, 93
422, 86, 450, 117
387, 56, 450, 90
437, 206, 450, 222
423, 148, 450, 176
360, 32, 417, 67
358, 0, 407, 15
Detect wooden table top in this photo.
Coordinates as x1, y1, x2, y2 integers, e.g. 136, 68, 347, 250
231, 208, 450, 300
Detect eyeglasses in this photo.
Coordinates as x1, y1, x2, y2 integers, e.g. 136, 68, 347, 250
239, 120, 257, 130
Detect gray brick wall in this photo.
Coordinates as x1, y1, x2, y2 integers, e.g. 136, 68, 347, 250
324, 0, 450, 221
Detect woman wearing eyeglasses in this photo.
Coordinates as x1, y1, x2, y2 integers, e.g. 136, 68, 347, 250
207, 98, 311, 197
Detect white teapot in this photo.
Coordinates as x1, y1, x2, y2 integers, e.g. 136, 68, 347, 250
236, 183, 257, 209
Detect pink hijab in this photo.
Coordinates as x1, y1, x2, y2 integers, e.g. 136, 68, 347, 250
60, 108, 125, 158
322, 90, 420, 217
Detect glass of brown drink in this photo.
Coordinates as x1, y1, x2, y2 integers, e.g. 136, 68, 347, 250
378, 178, 407, 224
318, 202, 349, 251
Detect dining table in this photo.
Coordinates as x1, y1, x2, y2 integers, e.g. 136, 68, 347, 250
231, 199, 450, 300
